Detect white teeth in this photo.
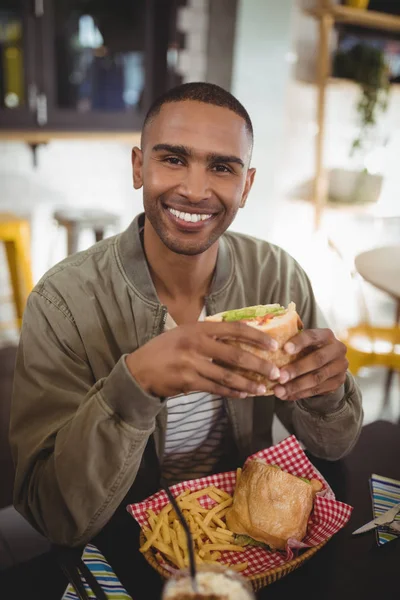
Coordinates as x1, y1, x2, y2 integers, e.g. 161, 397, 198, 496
168, 208, 212, 223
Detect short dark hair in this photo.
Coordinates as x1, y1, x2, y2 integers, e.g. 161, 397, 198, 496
141, 82, 253, 145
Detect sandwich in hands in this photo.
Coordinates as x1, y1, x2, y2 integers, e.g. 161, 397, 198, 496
226, 460, 323, 551
205, 302, 303, 395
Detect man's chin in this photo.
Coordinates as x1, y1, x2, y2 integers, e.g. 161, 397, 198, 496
145, 208, 227, 255
161, 238, 215, 256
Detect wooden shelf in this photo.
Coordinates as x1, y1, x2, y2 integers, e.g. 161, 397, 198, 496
295, 75, 400, 90
302, 1, 400, 229
291, 194, 378, 216
332, 5, 400, 33
0, 130, 141, 144
306, 2, 400, 33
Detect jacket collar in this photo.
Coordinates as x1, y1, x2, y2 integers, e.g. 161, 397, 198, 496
117, 212, 234, 305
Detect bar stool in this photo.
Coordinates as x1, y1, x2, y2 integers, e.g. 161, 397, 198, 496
0, 213, 34, 328
53, 209, 120, 256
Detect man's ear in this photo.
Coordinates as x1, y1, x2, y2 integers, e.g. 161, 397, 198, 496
240, 167, 256, 208
132, 147, 143, 189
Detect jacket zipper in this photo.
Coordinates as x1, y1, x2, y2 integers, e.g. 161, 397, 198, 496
204, 295, 213, 316
153, 304, 168, 464
205, 294, 243, 456
159, 305, 168, 334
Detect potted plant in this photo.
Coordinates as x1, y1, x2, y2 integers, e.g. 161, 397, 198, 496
329, 42, 390, 205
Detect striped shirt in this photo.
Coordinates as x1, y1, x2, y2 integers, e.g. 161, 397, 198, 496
161, 309, 228, 485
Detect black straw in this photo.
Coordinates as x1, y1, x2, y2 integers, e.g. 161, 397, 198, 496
161, 478, 198, 592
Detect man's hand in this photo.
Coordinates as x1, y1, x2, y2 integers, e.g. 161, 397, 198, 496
273, 328, 348, 401
126, 321, 280, 399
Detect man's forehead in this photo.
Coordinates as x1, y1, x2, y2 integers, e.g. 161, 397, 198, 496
143, 101, 251, 158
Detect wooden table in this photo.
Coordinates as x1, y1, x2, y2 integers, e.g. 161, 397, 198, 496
355, 245, 400, 308
94, 420, 400, 600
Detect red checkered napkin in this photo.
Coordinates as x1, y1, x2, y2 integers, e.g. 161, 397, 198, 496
127, 435, 353, 577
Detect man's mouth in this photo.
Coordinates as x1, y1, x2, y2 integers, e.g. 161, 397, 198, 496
166, 207, 214, 223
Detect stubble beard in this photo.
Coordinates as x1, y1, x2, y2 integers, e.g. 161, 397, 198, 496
144, 196, 239, 256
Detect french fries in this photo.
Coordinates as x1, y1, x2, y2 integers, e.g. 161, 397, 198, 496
139, 485, 248, 574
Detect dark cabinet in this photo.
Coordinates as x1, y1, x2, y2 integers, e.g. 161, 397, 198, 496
0, 0, 182, 132
0, 0, 37, 127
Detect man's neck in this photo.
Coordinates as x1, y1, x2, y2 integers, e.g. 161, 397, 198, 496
143, 219, 218, 304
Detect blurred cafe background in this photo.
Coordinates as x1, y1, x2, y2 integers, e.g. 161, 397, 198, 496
1, 0, 400, 565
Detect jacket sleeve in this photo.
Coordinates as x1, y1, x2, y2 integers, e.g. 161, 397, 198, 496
274, 261, 363, 461
9, 290, 163, 546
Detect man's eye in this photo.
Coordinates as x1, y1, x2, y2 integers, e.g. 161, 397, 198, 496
164, 156, 184, 165
213, 164, 231, 173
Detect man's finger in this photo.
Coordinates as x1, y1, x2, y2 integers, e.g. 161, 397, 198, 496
283, 328, 336, 355
202, 321, 278, 351
274, 358, 348, 400
198, 359, 269, 397
203, 337, 280, 382
190, 375, 249, 399
278, 343, 342, 385
283, 372, 347, 402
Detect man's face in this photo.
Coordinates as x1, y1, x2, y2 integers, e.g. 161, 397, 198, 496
132, 100, 255, 256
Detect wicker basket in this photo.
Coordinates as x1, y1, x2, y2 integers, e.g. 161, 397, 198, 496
139, 531, 327, 592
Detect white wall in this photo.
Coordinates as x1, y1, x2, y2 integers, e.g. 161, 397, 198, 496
0, 140, 141, 282
275, 6, 400, 257
0, 140, 143, 339
176, 0, 209, 82
230, 0, 295, 240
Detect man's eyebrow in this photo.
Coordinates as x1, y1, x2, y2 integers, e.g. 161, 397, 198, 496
151, 144, 245, 168
152, 143, 191, 156
207, 153, 244, 168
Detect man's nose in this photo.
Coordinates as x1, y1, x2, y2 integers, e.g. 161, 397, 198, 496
178, 165, 211, 203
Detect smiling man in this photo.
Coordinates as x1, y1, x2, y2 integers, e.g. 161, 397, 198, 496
10, 83, 363, 550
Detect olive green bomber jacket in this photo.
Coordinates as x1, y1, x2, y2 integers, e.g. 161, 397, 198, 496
9, 213, 363, 547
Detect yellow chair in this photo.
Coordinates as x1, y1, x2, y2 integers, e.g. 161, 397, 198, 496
0, 213, 34, 328
339, 324, 400, 413
340, 323, 400, 373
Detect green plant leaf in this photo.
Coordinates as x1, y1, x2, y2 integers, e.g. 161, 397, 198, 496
333, 42, 390, 160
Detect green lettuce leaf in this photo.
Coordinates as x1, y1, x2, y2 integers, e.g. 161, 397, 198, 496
234, 535, 271, 550
221, 305, 286, 322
